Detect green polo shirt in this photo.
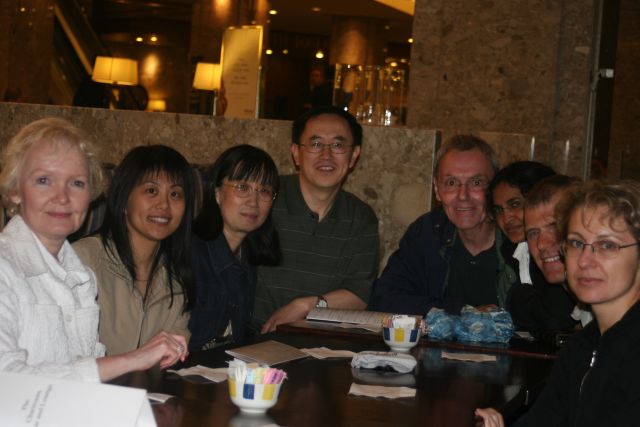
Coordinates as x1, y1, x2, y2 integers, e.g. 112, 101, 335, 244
254, 175, 380, 325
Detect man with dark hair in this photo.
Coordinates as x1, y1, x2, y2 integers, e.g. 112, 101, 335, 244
255, 106, 379, 332
369, 135, 517, 315
509, 175, 583, 332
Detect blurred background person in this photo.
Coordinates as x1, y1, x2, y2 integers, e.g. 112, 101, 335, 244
189, 145, 280, 350
75, 145, 196, 356
0, 118, 186, 381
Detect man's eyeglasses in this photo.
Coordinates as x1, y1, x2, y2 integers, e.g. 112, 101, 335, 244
562, 238, 639, 259
223, 183, 277, 202
438, 177, 489, 194
491, 198, 524, 217
299, 141, 353, 154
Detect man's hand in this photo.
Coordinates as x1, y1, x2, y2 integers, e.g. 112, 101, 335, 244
261, 296, 317, 333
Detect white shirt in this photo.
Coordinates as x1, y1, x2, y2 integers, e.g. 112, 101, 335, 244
0, 216, 104, 382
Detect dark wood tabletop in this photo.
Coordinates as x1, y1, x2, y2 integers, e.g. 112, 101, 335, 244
277, 320, 561, 360
111, 331, 555, 427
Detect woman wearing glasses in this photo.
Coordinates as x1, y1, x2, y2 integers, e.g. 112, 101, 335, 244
477, 179, 640, 426
188, 145, 280, 351
74, 145, 196, 356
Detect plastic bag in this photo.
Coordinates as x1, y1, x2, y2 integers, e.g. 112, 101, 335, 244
455, 305, 514, 343
425, 308, 457, 340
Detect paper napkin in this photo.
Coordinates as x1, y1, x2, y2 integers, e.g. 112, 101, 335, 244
441, 351, 497, 363
168, 365, 228, 382
300, 347, 356, 359
348, 383, 416, 399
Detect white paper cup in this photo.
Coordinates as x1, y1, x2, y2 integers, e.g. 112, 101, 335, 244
382, 327, 420, 353
228, 379, 282, 414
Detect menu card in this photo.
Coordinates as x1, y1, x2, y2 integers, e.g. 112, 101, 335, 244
0, 371, 155, 427
225, 340, 308, 366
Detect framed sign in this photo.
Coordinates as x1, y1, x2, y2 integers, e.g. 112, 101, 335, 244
220, 25, 263, 119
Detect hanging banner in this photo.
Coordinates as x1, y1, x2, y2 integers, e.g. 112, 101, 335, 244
219, 25, 263, 119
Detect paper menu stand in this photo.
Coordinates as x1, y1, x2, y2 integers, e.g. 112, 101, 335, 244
225, 340, 308, 366
0, 371, 156, 427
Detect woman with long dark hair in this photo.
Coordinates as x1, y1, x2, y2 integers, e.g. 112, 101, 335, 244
75, 145, 196, 355
189, 144, 280, 350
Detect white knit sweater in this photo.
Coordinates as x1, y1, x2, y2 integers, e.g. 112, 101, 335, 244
0, 216, 104, 382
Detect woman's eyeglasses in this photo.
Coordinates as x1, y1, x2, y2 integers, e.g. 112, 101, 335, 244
562, 238, 639, 259
223, 183, 277, 202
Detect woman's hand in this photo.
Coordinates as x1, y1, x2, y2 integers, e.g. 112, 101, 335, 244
135, 331, 189, 370
98, 331, 188, 381
474, 408, 504, 427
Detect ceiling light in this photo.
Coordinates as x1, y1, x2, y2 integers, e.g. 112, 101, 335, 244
135, 37, 143, 43
408, 37, 414, 43
268, 9, 277, 15
266, 49, 273, 55
315, 50, 324, 59
282, 49, 289, 55
150, 35, 158, 42
311, 7, 321, 12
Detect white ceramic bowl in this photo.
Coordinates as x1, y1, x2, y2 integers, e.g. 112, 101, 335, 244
382, 327, 420, 353
228, 379, 282, 414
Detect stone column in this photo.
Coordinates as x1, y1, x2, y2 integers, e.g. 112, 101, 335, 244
329, 16, 388, 66
189, 0, 268, 63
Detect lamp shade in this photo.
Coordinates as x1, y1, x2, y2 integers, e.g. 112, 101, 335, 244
193, 62, 221, 90
92, 56, 138, 86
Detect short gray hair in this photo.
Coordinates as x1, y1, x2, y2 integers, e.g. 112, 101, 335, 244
434, 134, 499, 177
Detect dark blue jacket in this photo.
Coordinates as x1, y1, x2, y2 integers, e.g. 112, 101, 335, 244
368, 207, 516, 316
188, 235, 256, 351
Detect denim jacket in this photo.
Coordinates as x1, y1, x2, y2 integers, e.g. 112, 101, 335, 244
188, 235, 256, 351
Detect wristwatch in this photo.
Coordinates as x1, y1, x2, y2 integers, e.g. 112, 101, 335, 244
315, 295, 328, 309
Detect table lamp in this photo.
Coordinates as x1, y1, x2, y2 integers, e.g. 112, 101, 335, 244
193, 62, 221, 115
91, 56, 139, 108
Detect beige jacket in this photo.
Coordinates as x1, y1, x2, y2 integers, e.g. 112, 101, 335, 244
73, 236, 190, 355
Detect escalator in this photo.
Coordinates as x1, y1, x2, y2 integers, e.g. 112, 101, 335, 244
50, 0, 144, 110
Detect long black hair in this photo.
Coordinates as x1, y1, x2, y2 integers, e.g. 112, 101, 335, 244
100, 145, 196, 311
193, 144, 281, 265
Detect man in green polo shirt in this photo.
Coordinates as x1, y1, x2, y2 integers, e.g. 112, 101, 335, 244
255, 106, 379, 332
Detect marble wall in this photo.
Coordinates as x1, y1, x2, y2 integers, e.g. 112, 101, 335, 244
408, 0, 595, 178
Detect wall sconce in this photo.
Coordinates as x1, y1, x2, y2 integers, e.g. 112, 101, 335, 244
146, 99, 166, 112
193, 62, 221, 115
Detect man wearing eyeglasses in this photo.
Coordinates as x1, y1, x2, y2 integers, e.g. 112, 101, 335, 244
255, 106, 379, 332
369, 135, 517, 315
519, 175, 587, 329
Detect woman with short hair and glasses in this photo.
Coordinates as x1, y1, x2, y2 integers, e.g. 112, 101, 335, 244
477, 179, 640, 426
189, 145, 280, 351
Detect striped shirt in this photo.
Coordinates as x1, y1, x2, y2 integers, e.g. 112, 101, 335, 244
254, 175, 379, 324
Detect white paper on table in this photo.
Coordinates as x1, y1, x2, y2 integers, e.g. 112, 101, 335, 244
300, 347, 356, 359
348, 383, 416, 399
0, 371, 156, 427
441, 351, 497, 363
168, 365, 228, 382
147, 393, 175, 404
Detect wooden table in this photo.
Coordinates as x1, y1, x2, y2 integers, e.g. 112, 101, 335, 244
278, 320, 560, 360
112, 331, 555, 427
